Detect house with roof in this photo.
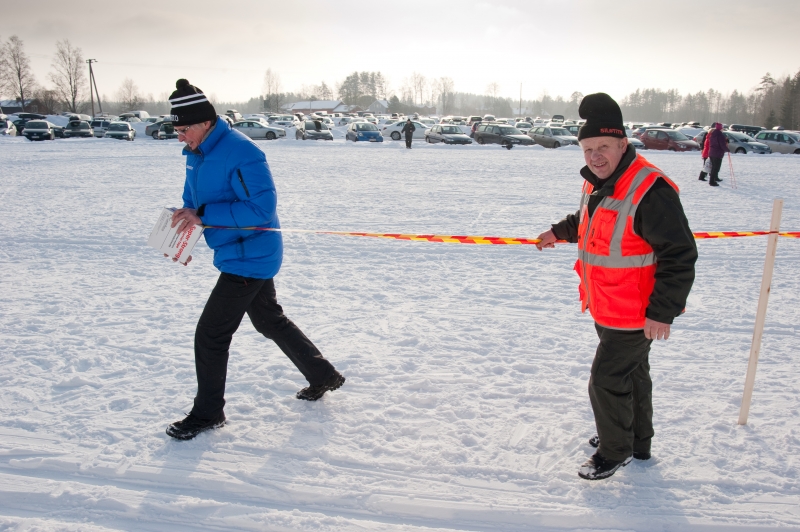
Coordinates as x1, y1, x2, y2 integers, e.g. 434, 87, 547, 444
0, 99, 38, 114
366, 100, 389, 115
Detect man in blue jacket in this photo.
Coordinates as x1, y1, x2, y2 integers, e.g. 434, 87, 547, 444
164, 79, 345, 441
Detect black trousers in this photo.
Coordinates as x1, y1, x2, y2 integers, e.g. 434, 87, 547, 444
709, 157, 723, 182
589, 323, 654, 462
192, 273, 336, 419
405, 134, 413, 148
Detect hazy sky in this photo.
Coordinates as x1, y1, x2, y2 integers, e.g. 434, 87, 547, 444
4, 0, 800, 104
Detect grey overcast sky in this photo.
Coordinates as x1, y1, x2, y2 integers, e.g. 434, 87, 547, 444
3, 0, 800, 103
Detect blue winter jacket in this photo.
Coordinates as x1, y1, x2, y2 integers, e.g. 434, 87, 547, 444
181, 117, 283, 279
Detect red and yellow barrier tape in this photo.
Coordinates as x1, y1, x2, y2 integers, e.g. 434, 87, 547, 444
204, 226, 800, 244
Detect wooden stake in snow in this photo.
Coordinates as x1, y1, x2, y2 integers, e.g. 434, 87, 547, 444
738, 199, 783, 425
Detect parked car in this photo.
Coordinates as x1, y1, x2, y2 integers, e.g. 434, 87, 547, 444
0, 119, 17, 136
63, 120, 94, 138
104, 122, 136, 141
467, 116, 482, 125
117, 114, 141, 123
90, 119, 112, 137
632, 125, 671, 139
640, 128, 699, 151
628, 136, 646, 150
12, 119, 28, 134
528, 126, 579, 148
232, 120, 286, 140
346, 122, 384, 142
146, 120, 169, 139
16, 112, 47, 120
22, 120, 57, 141
157, 122, 179, 140
514, 122, 533, 133
425, 124, 473, 145
727, 124, 764, 138
225, 109, 243, 122
474, 123, 534, 149
296, 120, 334, 140
382, 120, 429, 140
143, 117, 160, 124
563, 124, 581, 137
417, 118, 436, 127
752, 131, 800, 154
721, 131, 770, 154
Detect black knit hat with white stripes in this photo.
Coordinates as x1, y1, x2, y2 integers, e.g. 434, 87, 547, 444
168, 79, 217, 126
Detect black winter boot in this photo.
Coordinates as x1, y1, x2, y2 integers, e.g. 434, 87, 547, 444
296, 371, 345, 401
589, 435, 651, 460
579, 452, 632, 480
167, 412, 226, 440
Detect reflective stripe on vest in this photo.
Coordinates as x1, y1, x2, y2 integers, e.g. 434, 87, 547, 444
575, 154, 679, 330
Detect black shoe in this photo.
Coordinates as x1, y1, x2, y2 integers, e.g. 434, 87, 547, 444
709, 180, 720, 187
166, 412, 225, 440
589, 435, 651, 460
579, 452, 632, 480
698, 177, 706, 181
296, 372, 345, 401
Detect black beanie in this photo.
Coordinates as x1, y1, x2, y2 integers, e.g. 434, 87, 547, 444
577, 93, 626, 141
168, 79, 217, 126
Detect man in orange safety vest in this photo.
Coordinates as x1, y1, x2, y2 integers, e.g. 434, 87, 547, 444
536, 93, 697, 480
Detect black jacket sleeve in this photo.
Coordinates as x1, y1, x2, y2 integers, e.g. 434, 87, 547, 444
634, 180, 697, 324
551, 211, 580, 243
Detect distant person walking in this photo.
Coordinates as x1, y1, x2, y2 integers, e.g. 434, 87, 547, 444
470, 121, 479, 138
705, 122, 728, 187
698, 127, 712, 181
163, 79, 345, 441
401, 119, 415, 149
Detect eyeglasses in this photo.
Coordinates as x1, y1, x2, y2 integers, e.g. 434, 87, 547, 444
174, 125, 194, 136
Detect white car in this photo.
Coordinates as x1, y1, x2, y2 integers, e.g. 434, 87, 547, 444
417, 118, 436, 127
515, 122, 533, 133
0, 119, 17, 136
232, 120, 287, 140
381, 120, 429, 141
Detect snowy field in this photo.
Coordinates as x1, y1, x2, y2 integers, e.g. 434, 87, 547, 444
1, 135, 800, 531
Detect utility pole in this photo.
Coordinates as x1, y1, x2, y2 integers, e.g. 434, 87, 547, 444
86, 59, 103, 117
519, 83, 522, 120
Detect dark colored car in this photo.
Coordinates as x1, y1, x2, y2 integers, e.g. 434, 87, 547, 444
104, 122, 136, 141
296, 120, 333, 140
346, 122, 383, 142
474, 123, 534, 149
563, 124, 581, 137
632, 125, 673, 139
22, 120, 57, 141
158, 122, 179, 139
729, 124, 764, 137
16, 112, 47, 120
425, 124, 472, 144
63, 120, 94, 138
146, 120, 169, 139
640, 128, 699, 151
12, 118, 28, 134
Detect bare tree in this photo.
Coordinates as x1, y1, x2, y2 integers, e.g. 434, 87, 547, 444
262, 68, 284, 112
435, 77, 455, 115
0, 35, 37, 112
33, 87, 60, 114
116, 78, 142, 111
485, 82, 500, 99
48, 39, 87, 113
410, 72, 426, 106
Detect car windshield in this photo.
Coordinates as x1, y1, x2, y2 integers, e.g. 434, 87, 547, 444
355, 124, 378, 131
551, 128, 571, 136
666, 131, 689, 140
108, 124, 128, 131
441, 126, 462, 134
516, 123, 532, 128
161, 123, 174, 132
306, 121, 328, 130
498, 127, 522, 135
26, 121, 47, 128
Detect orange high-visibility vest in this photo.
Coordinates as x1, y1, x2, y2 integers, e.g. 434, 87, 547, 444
574, 154, 680, 330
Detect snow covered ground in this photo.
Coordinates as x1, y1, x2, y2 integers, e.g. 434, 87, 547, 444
1, 135, 800, 531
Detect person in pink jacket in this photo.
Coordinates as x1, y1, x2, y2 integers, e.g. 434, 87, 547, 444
705, 123, 728, 187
